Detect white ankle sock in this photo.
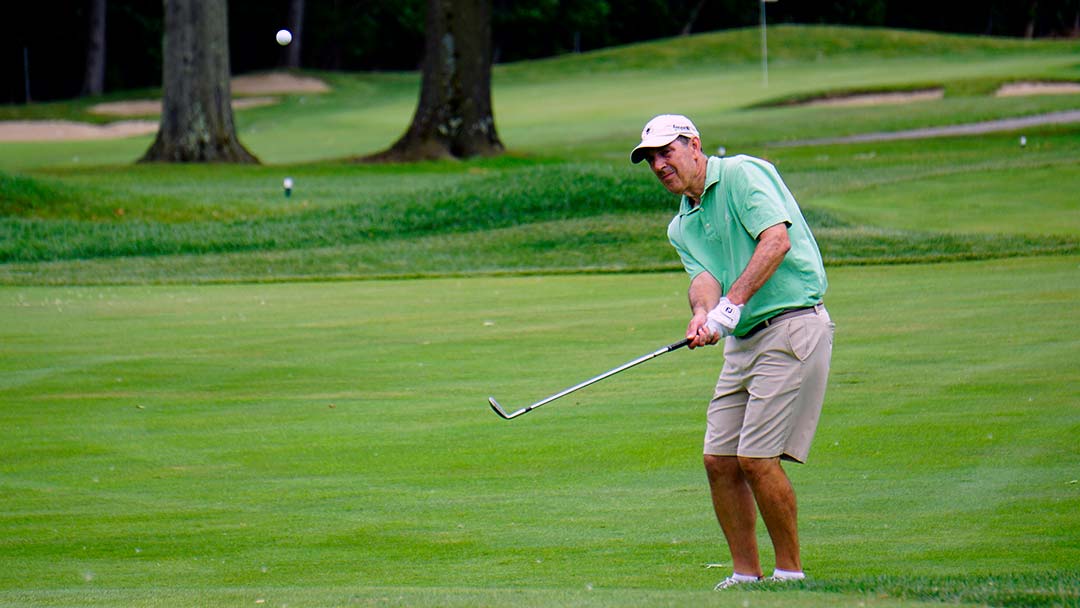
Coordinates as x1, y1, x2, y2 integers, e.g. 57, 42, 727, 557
772, 568, 805, 580
731, 572, 761, 582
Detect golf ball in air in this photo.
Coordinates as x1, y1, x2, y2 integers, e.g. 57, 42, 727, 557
276, 29, 293, 46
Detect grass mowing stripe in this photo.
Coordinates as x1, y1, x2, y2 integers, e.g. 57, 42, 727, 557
0, 587, 939, 608
810, 162, 1080, 235
0, 219, 1075, 285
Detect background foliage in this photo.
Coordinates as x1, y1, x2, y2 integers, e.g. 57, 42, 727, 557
5, 0, 1080, 103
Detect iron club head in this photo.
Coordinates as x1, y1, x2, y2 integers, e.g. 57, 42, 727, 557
488, 397, 513, 419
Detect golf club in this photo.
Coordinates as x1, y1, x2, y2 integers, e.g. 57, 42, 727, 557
488, 337, 691, 420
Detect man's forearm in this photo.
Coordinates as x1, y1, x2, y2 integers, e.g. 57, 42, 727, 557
727, 223, 790, 306
689, 272, 722, 315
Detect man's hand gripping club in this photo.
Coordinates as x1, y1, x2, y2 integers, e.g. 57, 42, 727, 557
686, 282, 738, 349
686, 273, 742, 348
688, 297, 742, 348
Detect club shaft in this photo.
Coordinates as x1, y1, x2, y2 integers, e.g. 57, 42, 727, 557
496, 338, 690, 418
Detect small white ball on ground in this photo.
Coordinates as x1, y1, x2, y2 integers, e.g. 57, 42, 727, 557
276, 29, 293, 46
283, 177, 294, 189
1019, 135, 1027, 147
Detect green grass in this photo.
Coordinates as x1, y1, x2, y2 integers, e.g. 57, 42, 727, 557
2, 127, 1076, 281
0, 26, 1077, 284
1, 257, 1077, 606
0, 25, 1079, 606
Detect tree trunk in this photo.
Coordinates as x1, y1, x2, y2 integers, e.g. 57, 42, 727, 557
364, 0, 503, 162
81, 0, 107, 96
140, 0, 258, 163
283, 0, 305, 68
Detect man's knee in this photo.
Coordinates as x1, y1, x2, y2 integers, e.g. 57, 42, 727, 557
736, 455, 781, 481
704, 454, 741, 482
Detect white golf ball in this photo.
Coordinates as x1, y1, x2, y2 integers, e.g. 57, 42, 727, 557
283, 177, 294, 189
276, 29, 293, 46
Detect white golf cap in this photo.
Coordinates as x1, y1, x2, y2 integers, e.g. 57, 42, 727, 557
630, 114, 700, 164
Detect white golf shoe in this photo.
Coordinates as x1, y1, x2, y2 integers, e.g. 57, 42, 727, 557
713, 574, 762, 590
767, 569, 806, 583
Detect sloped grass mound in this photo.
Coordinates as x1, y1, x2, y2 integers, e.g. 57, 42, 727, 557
0, 164, 665, 263
502, 25, 1080, 77
0, 172, 94, 219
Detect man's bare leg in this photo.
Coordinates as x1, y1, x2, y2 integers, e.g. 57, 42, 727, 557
738, 456, 801, 573
704, 454, 762, 577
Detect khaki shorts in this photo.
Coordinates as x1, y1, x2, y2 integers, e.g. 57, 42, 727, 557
704, 306, 834, 463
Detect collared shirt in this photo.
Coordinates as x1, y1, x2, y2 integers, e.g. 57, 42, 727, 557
667, 155, 827, 335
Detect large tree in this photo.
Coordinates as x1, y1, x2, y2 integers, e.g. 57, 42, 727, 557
141, 0, 257, 163
366, 0, 502, 162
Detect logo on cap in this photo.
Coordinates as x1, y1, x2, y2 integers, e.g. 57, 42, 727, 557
631, 114, 700, 163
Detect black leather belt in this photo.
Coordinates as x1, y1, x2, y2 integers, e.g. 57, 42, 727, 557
739, 303, 822, 339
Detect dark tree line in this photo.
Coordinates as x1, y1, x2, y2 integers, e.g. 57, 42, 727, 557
5, 0, 1079, 104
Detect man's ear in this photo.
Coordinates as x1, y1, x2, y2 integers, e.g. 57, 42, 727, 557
689, 136, 702, 152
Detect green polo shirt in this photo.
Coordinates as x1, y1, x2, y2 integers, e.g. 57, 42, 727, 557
667, 155, 827, 336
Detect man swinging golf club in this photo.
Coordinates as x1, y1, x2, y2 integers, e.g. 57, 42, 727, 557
631, 115, 834, 590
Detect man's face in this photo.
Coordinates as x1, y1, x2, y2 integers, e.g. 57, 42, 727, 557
643, 137, 699, 196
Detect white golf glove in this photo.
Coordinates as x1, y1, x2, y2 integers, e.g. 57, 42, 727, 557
705, 297, 743, 339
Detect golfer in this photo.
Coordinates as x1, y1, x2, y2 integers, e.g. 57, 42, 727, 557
631, 115, 834, 590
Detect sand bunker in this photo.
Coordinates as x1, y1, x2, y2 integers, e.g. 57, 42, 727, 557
801, 89, 944, 108
0, 72, 330, 142
0, 120, 159, 142
231, 72, 330, 95
89, 96, 279, 117
996, 81, 1080, 97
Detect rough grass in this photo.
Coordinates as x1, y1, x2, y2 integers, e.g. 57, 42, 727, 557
1, 127, 1076, 282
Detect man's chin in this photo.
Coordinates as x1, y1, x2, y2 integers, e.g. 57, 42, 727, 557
662, 181, 684, 196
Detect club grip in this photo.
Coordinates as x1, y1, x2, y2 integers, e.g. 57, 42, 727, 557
668, 337, 691, 351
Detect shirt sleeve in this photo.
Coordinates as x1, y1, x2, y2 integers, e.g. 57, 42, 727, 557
730, 159, 792, 239
667, 215, 706, 279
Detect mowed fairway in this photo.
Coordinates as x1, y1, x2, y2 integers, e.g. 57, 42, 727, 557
1, 256, 1077, 607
